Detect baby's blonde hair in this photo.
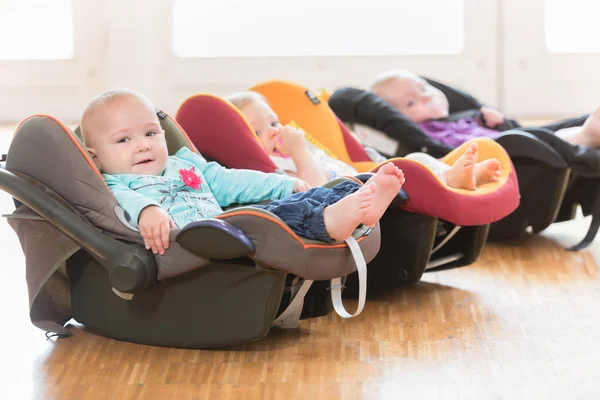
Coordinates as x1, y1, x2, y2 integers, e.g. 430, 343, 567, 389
369, 69, 421, 95
225, 91, 267, 111
80, 88, 154, 146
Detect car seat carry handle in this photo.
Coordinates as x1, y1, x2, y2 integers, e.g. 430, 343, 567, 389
568, 186, 600, 251
496, 131, 568, 169
175, 218, 256, 260
0, 167, 157, 294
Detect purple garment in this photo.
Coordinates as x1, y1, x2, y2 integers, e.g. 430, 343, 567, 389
419, 117, 502, 148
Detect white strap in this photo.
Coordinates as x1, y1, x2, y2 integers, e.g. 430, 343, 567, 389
330, 236, 367, 318
426, 253, 464, 270
112, 287, 134, 300
431, 225, 461, 254
272, 279, 313, 329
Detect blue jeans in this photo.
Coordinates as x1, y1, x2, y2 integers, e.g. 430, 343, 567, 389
254, 180, 362, 243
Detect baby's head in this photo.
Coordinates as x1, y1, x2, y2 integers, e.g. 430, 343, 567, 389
81, 89, 168, 176
226, 91, 282, 156
370, 70, 449, 123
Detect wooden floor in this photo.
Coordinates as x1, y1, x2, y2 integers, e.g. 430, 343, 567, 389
1, 125, 600, 399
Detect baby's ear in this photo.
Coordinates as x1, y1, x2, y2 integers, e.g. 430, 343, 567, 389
86, 147, 101, 169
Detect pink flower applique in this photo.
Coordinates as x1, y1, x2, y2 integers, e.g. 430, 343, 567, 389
179, 167, 202, 190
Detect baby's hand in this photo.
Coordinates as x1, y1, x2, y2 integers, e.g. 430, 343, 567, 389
139, 205, 176, 255
276, 125, 308, 157
293, 179, 312, 193
480, 106, 505, 128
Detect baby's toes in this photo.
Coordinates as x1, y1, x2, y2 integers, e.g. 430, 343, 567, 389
381, 162, 395, 173
359, 190, 373, 200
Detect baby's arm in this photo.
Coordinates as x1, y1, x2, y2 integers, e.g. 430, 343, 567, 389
175, 147, 298, 207
278, 126, 329, 187
480, 106, 505, 128
105, 175, 174, 255
205, 165, 299, 207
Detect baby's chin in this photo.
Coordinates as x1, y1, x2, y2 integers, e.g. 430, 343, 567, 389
433, 110, 450, 119
429, 103, 450, 119
131, 160, 166, 175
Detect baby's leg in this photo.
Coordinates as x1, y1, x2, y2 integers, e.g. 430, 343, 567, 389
555, 126, 590, 146
362, 162, 405, 227
322, 183, 375, 241
261, 181, 375, 242
404, 152, 450, 182
441, 143, 478, 190
406, 146, 482, 190
556, 107, 600, 148
580, 107, 600, 147
475, 159, 502, 186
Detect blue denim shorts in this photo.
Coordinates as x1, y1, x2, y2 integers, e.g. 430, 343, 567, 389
254, 180, 362, 243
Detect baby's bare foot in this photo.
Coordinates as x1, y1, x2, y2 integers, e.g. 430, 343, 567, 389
323, 182, 375, 241
582, 107, 600, 147
445, 143, 477, 190
362, 162, 405, 227
475, 158, 502, 186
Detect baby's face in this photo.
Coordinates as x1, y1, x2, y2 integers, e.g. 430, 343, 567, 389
86, 97, 168, 175
240, 99, 282, 156
377, 76, 449, 123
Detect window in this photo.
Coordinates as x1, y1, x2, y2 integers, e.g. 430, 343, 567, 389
172, 0, 465, 57
545, 0, 600, 53
0, 0, 74, 60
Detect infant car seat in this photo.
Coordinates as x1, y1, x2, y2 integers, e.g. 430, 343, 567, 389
0, 111, 380, 349
176, 90, 519, 296
327, 79, 600, 250
248, 80, 520, 274
414, 78, 600, 251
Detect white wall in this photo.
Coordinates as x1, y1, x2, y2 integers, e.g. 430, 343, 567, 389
0, 0, 598, 123
161, 0, 499, 116
502, 0, 600, 116
0, 0, 499, 122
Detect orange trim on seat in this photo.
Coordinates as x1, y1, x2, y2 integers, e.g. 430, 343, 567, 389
217, 209, 368, 249
15, 114, 105, 183
345, 175, 365, 185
